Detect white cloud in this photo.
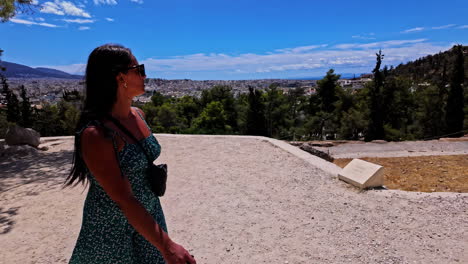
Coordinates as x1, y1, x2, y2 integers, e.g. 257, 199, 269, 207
105, 17, 114, 22
10, 18, 36, 25
93, 0, 117, 5
38, 22, 59, 28
458, 25, 468, 29
31, 0, 39, 4
36, 17, 45, 21
333, 39, 427, 50
275, 44, 327, 53
41, 1, 65, 15
42, 40, 454, 78
60, 1, 91, 17
10, 18, 59, 28
130, 0, 143, 3
63, 18, 94, 23
78, 26, 90, 30
34, 63, 86, 74
431, 24, 456, 30
138, 39, 448, 75
402, 27, 424, 33
352, 33, 376, 40
41, 0, 91, 18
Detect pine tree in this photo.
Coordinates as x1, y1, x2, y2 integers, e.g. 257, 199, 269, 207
366, 50, 385, 141
0, 0, 37, 22
246, 87, 267, 136
1, 75, 21, 123
20, 85, 33, 127
316, 69, 340, 113
445, 45, 465, 137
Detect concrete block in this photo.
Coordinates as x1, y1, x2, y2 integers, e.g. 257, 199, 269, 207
338, 159, 384, 189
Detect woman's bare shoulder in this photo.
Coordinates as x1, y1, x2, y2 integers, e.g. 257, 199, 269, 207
81, 125, 115, 151
133, 107, 146, 119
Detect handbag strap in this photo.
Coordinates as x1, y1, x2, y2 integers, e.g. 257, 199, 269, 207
105, 113, 152, 164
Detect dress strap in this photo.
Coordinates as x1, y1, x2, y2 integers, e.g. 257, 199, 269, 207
132, 107, 152, 132
76, 120, 127, 177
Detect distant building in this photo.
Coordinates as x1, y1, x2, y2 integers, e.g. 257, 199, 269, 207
338, 74, 372, 90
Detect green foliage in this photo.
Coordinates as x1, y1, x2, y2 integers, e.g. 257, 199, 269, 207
392, 45, 468, 86
445, 45, 465, 137
192, 101, 230, 134
1, 76, 20, 124
246, 87, 267, 136
366, 50, 386, 141
339, 108, 367, 140
316, 69, 340, 113
151, 92, 168, 107
0, 0, 36, 22
58, 101, 80, 135
200, 85, 237, 131
155, 103, 182, 133
33, 103, 62, 136
0, 45, 464, 141
20, 85, 33, 127
264, 84, 289, 137
0, 109, 10, 138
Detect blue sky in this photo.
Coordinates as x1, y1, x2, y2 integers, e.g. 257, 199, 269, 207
1, 0, 468, 80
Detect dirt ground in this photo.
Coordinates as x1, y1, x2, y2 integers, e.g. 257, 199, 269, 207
334, 155, 468, 193
1, 136, 467, 263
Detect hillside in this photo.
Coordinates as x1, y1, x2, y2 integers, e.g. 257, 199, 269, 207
391, 45, 468, 84
0, 61, 83, 79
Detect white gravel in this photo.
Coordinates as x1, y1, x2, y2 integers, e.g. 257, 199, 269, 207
0, 135, 467, 264
313, 139, 468, 159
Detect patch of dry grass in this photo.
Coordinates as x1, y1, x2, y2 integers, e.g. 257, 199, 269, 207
334, 155, 468, 193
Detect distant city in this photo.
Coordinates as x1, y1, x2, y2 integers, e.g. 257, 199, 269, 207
2, 74, 373, 106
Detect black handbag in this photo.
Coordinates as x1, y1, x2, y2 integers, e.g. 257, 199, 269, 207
106, 114, 167, 197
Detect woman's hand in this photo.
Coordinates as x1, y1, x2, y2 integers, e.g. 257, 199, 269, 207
162, 240, 197, 264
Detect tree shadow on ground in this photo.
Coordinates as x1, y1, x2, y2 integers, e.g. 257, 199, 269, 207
0, 149, 74, 195
0, 206, 20, 235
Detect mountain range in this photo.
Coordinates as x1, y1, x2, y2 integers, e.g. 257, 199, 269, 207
0, 61, 83, 79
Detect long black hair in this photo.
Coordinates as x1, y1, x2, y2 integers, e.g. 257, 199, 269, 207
64, 44, 133, 187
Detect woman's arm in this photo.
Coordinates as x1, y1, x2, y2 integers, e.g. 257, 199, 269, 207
81, 126, 196, 264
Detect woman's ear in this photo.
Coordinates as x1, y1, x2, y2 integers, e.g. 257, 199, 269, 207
116, 72, 125, 84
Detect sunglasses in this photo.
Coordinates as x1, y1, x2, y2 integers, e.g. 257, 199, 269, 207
126, 64, 146, 76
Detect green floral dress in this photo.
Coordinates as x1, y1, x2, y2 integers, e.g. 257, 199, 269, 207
69, 112, 167, 264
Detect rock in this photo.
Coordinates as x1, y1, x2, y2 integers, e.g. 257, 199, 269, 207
299, 143, 334, 162
5, 125, 41, 148
1, 144, 39, 158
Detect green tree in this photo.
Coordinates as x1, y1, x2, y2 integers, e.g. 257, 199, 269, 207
155, 102, 181, 133
316, 69, 340, 113
339, 108, 367, 140
175, 95, 200, 130
151, 91, 168, 107
0, 109, 8, 138
246, 87, 267, 136
264, 84, 289, 137
0, 0, 36, 22
57, 100, 80, 135
382, 76, 414, 139
19, 85, 33, 127
445, 45, 465, 137
366, 50, 385, 141
200, 85, 237, 131
1, 76, 20, 123
192, 101, 229, 134
33, 103, 61, 136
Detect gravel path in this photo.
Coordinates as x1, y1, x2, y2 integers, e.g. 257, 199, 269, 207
0, 135, 467, 263
313, 139, 468, 158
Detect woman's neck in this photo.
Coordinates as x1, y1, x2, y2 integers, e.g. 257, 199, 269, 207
111, 97, 133, 120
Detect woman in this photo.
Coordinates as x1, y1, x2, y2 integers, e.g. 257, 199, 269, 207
65, 44, 196, 264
